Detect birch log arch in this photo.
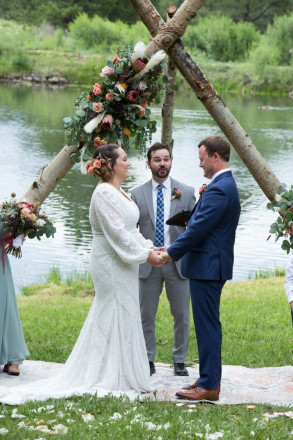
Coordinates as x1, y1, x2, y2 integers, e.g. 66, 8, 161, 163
22, 0, 282, 206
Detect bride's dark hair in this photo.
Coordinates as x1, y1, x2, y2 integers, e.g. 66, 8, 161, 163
91, 143, 120, 181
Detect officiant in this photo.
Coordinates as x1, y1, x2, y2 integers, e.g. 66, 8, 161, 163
131, 142, 196, 376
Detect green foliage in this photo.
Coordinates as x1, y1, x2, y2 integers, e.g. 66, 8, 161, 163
11, 49, 33, 72
267, 184, 293, 253
267, 13, 293, 65
183, 15, 260, 61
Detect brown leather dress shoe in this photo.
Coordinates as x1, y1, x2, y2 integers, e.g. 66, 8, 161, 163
182, 378, 200, 390
176, 384, 220, 401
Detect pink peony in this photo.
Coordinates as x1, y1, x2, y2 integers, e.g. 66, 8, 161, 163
100, 66, 115, 77
127, 90, 139, 102
92, 102, 104, 113
93, 83, 101, 95
101, 114, 113, 130
105, 93, 114, 101
112, 55, 121, 63
139, 81, 147, 91
133, 58, 146, 72
94, 160, 101, 168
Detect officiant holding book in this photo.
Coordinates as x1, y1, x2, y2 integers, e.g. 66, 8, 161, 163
131, 142, 196, 376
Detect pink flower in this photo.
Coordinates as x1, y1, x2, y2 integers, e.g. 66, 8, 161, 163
105, 93, 114, 101
138, 108, 146, 117
140, 100, 148, 108
100, 66, 115, 77
139, 81, 147, 91
112, 55, 120, 63
101, 114, 113, 130
21, 208, 30, 217
92, 102, 104, 113
127, 90, 139, 102
133, 58, 146, 72
94, 160, 101, 168
28, 213, 36, 221
87, 94, 92, 100
87, 166, 94, 175
93, 83, 101, 95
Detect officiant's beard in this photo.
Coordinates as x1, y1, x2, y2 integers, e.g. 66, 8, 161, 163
150, 166, 171, 179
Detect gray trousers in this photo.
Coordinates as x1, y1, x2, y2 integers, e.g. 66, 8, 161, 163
139, 261, 190, 363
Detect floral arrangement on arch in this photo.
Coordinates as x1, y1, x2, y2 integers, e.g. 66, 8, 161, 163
267, 183, 293, 253
63, 42, 168, 172
0, 194, 56, 259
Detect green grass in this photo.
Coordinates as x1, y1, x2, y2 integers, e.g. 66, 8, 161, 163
1, 270, 292, 438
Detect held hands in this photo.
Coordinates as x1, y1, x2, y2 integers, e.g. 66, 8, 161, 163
147, 249, 173, 267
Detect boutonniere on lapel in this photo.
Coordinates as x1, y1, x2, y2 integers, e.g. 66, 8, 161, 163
199, 183, 208, 198
171, 187, 182, 201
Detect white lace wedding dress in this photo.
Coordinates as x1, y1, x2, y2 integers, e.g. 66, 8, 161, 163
0, 183, 153, 404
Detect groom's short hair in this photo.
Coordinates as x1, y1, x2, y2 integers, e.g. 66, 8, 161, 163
198, 136, 230, 162
147, 142, 171, 162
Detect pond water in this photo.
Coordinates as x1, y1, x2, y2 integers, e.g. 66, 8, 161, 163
0, 83, 292, 291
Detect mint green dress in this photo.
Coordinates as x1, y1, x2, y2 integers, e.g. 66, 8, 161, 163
0, 236, 30, 365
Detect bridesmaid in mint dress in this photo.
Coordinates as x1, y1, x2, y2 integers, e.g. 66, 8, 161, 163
0, 224, 30, 376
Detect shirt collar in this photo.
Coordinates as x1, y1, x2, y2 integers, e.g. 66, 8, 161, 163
210, 168, 230, 182
152, 176, 171, 190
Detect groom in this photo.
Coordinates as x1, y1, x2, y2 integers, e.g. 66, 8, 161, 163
162, 135, 241, 401
131, 142, 196, 376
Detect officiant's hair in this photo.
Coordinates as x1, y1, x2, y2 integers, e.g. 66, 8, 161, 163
147, 142, 172, 162
92, 144, 120, 181
198, 136, 230, 162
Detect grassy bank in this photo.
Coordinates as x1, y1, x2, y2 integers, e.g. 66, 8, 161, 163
1, 18, 292, 94
0, 271, 292, 438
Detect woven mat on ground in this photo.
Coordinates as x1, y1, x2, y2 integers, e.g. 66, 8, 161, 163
1, 361, 292, 406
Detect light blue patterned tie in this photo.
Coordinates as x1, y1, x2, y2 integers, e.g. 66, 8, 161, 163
154, 184, 164, 247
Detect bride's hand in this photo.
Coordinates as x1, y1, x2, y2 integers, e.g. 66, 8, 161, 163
147, 251, 164, 267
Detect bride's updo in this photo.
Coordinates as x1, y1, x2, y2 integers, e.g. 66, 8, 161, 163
87, 144, 120, 181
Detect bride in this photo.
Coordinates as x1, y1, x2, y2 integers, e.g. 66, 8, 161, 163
0, 144, 163, 404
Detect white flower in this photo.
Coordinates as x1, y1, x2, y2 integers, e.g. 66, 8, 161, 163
53, 424, 68, 434
206, 433, 224, 440
275, 193, 286, 203
139, 81, 147, 91
109, 412, 122, 420
131, 41, 146, 63
82, 413, 94, 423
0, 428, 8, 435
11, 409, 25, 419
84, 112, 105, 133
36, 219, 46, 227
115, 82, 127, 94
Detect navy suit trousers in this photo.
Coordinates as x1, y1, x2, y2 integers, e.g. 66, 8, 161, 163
189, 279, 225, 390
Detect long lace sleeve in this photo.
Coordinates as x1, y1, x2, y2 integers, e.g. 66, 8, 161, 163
92, 186, 152, 265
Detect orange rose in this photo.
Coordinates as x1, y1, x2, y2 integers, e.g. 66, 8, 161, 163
21, 208, 30, 217
123, 128, 131, 137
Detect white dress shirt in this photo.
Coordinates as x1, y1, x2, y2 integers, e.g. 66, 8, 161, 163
152, 177, 171, 247
285, 254, 293, 304
210, 168, 231, 182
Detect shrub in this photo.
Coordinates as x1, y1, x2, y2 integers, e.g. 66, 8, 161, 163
183, 15, 259, 62
267, 13, 293, 65
11, 49, 32, 72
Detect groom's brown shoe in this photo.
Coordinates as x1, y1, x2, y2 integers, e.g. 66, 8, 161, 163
176, 384, 220, 401
183, 379, 221, 391
182, 378, 200, 390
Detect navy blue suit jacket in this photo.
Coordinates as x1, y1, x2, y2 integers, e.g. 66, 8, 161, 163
168, 171, 241, 281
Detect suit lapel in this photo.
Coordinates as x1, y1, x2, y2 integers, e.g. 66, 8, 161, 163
142, 180, 155, 227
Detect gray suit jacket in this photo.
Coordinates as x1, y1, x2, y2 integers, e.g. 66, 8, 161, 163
131, 177, 196, 279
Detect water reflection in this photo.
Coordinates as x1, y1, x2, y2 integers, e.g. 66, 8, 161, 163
0, 84, 292, 291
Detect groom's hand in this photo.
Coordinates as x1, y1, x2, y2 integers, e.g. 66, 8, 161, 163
160, 251, 172, 265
